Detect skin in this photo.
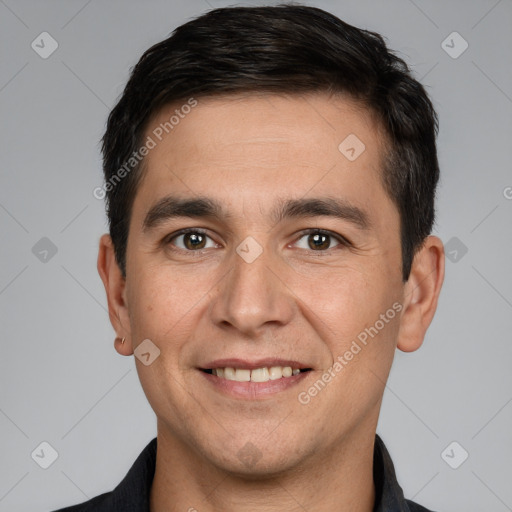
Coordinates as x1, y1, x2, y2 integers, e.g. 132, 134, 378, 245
98, 92, 444, 512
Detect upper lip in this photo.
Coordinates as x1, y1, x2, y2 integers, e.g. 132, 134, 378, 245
200, 358, 313, 370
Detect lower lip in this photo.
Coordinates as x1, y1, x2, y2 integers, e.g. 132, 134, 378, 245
199, 370, 310, 399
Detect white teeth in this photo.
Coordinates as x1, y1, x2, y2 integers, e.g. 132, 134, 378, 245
250, 367, 269, 382
235, 368, 251, 382
223, 367, 236, 380
211, 365, 304, 382
269, 366, 282, 380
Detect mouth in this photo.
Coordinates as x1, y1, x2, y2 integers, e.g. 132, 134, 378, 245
197, 358, 314, 399
200, 365, 312, 383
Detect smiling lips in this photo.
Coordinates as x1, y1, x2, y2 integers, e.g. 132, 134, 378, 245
205, 366, 307, 382
200, 358, 312, 386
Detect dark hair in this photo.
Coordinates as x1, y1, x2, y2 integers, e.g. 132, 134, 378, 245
101, 3, 439, 281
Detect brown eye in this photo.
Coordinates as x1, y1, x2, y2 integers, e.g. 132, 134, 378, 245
167, 230, 216, 251
293, 229, 348, 252
308, 233, 331, 250
183, 232, 206, 250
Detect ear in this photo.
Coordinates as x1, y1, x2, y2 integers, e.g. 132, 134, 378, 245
97, 234, 133, 356
397, 235, 445, 352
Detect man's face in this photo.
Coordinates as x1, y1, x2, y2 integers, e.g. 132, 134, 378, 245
122, 93, 405, 474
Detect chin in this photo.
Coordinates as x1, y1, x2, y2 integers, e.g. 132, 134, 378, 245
204, 436, 310, 480
217, 454, 302, 480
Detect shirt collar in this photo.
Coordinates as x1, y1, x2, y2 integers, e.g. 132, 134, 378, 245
373, 434, 413, 512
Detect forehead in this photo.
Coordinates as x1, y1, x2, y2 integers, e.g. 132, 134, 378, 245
145, 92, 383, 164
134, 92, 394, 226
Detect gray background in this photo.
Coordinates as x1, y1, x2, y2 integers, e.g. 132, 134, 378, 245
1, 0, 511, 511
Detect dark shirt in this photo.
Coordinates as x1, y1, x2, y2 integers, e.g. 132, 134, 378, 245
52, 435, 435, 512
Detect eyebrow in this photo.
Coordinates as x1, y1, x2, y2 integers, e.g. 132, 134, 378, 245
142, 195, 371, 232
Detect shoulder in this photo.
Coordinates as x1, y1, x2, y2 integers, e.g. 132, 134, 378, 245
405, 498, 438, 512
49, 437, 157, 512
50, 491, 112, 511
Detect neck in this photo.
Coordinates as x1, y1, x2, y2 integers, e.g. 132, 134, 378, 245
150, 421, 377, 512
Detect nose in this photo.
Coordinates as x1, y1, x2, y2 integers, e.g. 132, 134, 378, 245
209, 239, 295, 337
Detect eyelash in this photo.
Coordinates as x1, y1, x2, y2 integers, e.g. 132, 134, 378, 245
163, 228, 351, 254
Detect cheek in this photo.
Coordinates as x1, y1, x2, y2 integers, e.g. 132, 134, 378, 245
296, 264, 396, 342
126, 260, 222, 365
126, 265, 195, 343
312, 268, 400, 406
125, 267, 202, 413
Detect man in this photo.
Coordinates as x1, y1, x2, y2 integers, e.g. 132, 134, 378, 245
56, 4, 444, 511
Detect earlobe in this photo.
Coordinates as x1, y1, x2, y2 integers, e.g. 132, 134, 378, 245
97, 234, 134, 356
114, 336, 133, 356
396, 235, 445, 353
